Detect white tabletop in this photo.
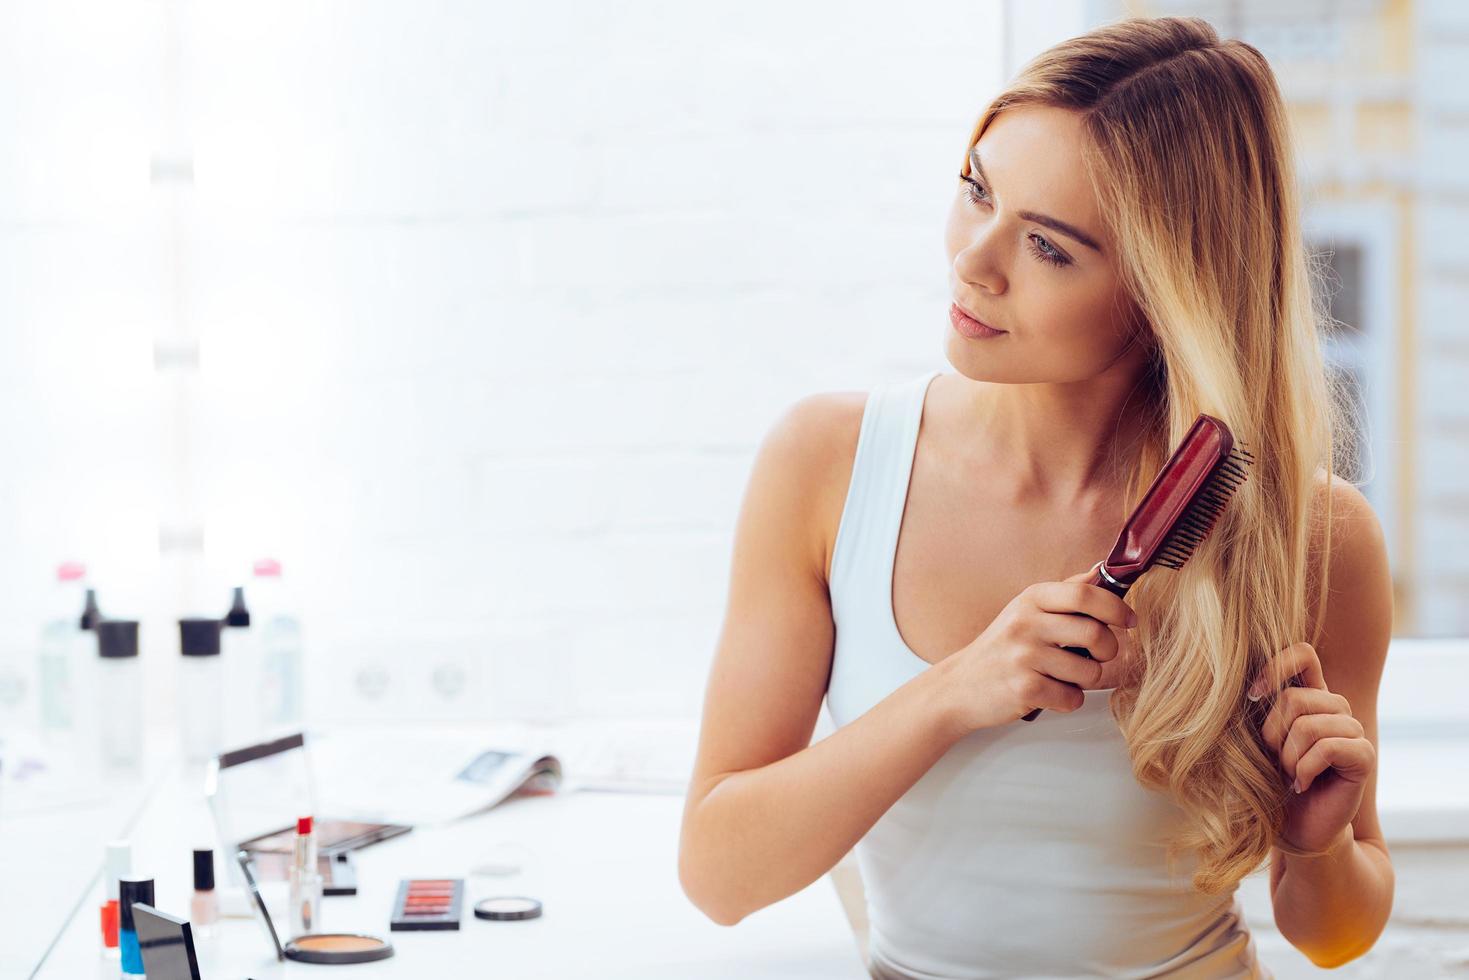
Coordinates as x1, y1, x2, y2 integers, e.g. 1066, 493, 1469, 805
15, 743, 866, 980
0, 730, 172, 980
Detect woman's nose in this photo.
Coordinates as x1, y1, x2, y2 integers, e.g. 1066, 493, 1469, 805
954, 227, 1007, 295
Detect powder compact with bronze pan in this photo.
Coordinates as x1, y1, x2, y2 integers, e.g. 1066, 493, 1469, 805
281, 932, 396, 964
237, 851, 395, 964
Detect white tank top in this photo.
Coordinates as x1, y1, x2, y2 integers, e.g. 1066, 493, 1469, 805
824, 370, 1272, 980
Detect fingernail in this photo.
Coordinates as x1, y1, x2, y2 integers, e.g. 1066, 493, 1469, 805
1127, 610, 1138, 628
1293, 779, 1303, 793
1247, 691, 1260, 702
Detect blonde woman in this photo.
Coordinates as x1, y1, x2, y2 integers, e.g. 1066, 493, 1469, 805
678, 15, 1394, 980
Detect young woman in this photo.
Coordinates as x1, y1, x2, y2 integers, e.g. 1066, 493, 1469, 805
678, 16, 1395, 979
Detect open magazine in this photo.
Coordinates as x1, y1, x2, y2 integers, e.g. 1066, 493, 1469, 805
300, 718, 697, 828
309, 729, 563, 828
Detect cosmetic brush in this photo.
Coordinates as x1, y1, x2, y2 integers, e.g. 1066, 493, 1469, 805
1022, 413, 1255, 722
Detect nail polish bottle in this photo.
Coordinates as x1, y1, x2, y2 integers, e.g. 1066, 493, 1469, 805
98, 840, 130, 957
191, 848, 218, 940
118, 876, 154, 979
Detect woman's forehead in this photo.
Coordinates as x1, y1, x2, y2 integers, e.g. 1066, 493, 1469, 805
973, 107, 1109, 253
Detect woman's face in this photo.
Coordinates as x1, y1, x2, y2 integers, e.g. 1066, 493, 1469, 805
944, 105, 1148, 383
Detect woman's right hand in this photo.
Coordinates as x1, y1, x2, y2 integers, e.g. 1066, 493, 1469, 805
934, 566, 1138, 736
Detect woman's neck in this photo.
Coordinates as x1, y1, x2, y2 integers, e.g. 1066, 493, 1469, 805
941, 353, 1157, 509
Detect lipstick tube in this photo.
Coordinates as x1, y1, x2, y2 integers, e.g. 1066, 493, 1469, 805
287, 815, 322, 938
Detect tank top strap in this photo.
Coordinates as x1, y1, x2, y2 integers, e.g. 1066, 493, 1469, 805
828, 370, 941, 599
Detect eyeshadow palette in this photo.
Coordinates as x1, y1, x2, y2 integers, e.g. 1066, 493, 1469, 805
389, 878, 464, 931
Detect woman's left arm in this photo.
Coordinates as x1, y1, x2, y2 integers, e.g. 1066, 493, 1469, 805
1255, 477, 1396, 969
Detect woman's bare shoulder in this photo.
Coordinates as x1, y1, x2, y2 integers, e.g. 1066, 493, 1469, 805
1305, 466, 1391, 641
762, 390, 871, 584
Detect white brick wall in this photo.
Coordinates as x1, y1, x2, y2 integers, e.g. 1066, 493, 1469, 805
0, 2, 177, 716
0, 1, 1003, 729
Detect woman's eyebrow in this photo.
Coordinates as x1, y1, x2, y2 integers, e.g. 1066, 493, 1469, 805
967, 147, 1104, 255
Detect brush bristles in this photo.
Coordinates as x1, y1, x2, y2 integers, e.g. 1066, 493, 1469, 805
1154, 443, 1255, 570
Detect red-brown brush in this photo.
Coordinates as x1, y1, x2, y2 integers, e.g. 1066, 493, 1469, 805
1022, 413, 1255, 722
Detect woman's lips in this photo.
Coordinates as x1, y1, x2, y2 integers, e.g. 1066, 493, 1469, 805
949, 302, 1005, 339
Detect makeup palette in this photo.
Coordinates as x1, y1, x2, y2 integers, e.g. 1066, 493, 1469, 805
390, 878, 464, 931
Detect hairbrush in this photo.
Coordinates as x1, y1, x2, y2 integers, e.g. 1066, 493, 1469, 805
1022, 413, 1255, 721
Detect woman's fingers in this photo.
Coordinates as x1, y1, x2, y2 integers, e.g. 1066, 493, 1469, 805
1037, 611, 1119, 661
1014, 668, 1088, 713
1295, 735, 1375, 794
1030, 580, 1135, 631
1280, 714, 1365, 785
1032, 644, 1106, 691
1248, 641, 1325, 700
1259, 686, 1352, 753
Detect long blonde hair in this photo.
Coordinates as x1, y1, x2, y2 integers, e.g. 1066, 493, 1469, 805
961, 16, 1357, 893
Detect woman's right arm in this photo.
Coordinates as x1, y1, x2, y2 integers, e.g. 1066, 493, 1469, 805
676, 394, 1136, 926
676, 392, 969, 926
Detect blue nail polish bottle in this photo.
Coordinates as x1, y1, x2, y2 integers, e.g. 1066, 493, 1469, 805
118, 877, 154, 978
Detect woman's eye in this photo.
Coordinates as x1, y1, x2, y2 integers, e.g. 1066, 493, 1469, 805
960, 176, 989, 206
958, 175, 1070, 269
1027, 235, 1069, 268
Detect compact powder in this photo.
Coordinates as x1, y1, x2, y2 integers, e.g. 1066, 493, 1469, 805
294, 935, 385, 952
284, 932, 395, 964
474, 896, 542, 921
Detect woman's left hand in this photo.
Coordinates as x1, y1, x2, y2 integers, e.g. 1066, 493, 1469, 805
1249, 641, 1373, 853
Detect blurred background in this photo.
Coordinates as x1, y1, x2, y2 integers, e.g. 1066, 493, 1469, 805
0, 0, 1457, 732
0, 0, 1465, 976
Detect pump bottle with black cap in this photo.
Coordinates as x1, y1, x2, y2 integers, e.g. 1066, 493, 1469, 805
179, 618, 225, 763
95, 619, 142, 769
